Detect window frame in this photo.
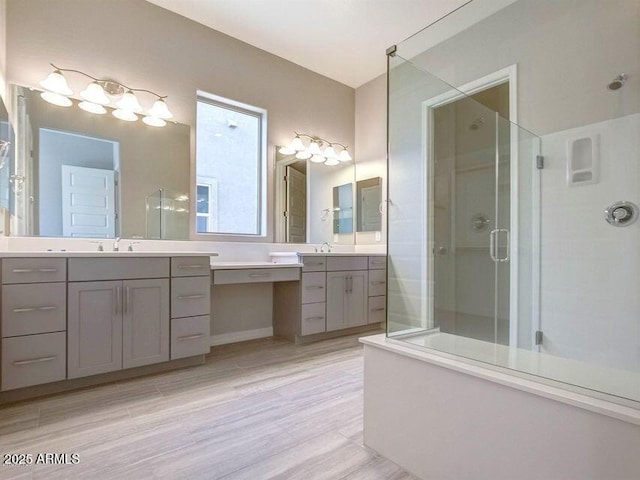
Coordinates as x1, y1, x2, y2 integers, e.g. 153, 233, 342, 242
196, 180, 218, 233
194, 91, 267, 239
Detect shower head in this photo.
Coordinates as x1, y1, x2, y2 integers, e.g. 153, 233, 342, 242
607, 74, 627, 91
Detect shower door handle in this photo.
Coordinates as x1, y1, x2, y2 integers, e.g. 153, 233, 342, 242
490, 229, 510, 263
489, 230, 498, 262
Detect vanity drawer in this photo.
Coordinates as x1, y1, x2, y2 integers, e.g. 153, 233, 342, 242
68, 257, 169, 281
368, 256, 387, 270
171, 276, 211, 318
171, 257, 211, 278
369, 269, 387, 297
171, 315, 210, 360
300, 256, 326, 272
2, 258, 67, 284
368, 296, 386, 324
301, 272, 326, 304
213, 268, 299, 285
2, 283, 67, 337
301, 302, 326, 336
2, 332, 66, 391
326, 256, 368, 271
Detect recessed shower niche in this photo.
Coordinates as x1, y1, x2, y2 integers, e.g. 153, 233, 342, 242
567, 134, 599, 186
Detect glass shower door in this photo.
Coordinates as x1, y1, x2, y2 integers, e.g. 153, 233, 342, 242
432, 99, 510, 345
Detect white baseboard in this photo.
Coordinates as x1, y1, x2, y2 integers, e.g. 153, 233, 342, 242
210, 327, 274, 346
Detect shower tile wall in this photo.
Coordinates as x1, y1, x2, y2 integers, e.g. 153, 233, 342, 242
540, 113, 640, 372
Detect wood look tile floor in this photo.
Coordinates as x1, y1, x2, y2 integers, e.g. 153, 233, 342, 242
0, 332, 417, 480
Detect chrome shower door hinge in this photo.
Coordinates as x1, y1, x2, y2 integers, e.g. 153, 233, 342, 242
535, 330, 543, 346
536, 155, 544, 170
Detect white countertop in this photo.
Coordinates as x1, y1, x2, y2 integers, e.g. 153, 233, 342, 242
297, 252, 386, 257
210, 261, 303, 270
0, 251, 219, 258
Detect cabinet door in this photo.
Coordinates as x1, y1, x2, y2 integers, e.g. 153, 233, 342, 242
123, 279, 170, 369
68, 281, 122, 379
326, 272, 348, 331
346, 270, 368, 328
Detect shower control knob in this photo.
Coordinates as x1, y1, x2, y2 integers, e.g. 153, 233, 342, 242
613, 207, 629, 221
605, 201, 638, 227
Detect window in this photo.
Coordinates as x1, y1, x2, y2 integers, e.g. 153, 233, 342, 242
195, 93, 266, 236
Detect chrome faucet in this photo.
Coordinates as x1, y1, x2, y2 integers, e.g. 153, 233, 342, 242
320, 242, 332, 253
127, 241, 141, 252
113, 237, 121, 252
90, 241, 104, 252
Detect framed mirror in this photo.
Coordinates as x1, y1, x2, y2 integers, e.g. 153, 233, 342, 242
275, 147, 355, 245
7, 84, 190, 239
356, 177, 382, 232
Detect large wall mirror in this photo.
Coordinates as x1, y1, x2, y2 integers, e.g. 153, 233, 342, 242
275, 148, 355, 245
6, 84, 190, 240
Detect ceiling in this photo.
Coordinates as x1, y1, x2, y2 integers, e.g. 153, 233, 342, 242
146, 0, 469, 88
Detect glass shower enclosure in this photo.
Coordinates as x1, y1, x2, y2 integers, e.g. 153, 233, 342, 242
387, 0, 640, 405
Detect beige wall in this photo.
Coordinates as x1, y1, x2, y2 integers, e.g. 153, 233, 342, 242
354, 73, 386, 245
6, 0, 355, 242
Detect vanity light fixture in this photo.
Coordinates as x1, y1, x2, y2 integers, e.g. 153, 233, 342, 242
40, 91, 72, 107
113, 109, 138, 122
39, 69, 73, 95
279, 132, 352, 166
38, 63, 173, 127
80, 81, 110, 105
78, 101, 107, 114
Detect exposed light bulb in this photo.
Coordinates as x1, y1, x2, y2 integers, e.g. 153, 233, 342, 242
324, 157, 340, 166
40, 69, 73, 95
80, 82, 110, 105
310, 154, 326, 164
308, 141, 321, 155
40, 91, 72, 107
338, 149, 352, 162
295, 150, 312, 160
142, 115, 166, 127
324, 145, 337, 159
112, 109, 138, 122
78, 101, 107, 114
290, 136, 305, 151
116, 90, 143, 113
279, 145, 296, 155
148, 98, 173, 119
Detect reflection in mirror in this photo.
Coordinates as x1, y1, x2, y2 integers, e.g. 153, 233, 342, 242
0, 93, 15, 225
333, 183, 353, 234
356, 177, 382, 232
9, 84, 190, 239
275, 147, 355, 245
284, 161, 307, 243
145, 189, 190, 240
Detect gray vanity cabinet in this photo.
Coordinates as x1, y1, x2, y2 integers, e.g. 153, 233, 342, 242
67, 257, 172, 379
122, 279, 170, 369
68, 281, 123, 379
326, 270, 368, 331
68, 278, 171, 378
